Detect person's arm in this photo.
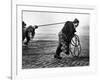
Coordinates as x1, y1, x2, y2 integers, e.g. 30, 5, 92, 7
34, 25, 38, 29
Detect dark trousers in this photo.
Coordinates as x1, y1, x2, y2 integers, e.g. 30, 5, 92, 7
56, 43, 62, 56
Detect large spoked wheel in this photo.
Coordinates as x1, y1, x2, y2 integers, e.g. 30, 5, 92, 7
69, 34, 81, 57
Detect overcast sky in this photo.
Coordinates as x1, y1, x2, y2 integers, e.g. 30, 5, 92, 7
23, 11, 90, 40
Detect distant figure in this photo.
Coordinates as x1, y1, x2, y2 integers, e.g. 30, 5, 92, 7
22, 21, 26, 28
22, 21, 27, 41
22, 22, 38, 45
54, 18, 79, 59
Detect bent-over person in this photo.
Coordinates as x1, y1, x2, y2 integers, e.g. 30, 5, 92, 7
54, 18, 79, 59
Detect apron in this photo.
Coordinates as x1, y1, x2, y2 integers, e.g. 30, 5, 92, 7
58, 31, 68, 52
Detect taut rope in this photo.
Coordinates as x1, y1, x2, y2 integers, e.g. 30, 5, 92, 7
37, 22, 66, 27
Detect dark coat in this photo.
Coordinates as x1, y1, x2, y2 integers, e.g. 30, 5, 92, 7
56, 21, 77, 55
62, 21, 76, 37
58, 21, 76, 51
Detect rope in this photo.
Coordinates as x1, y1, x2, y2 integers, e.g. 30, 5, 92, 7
71, 34, 79, 46
69, 34, 81, 56
37, 22, 66, 27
